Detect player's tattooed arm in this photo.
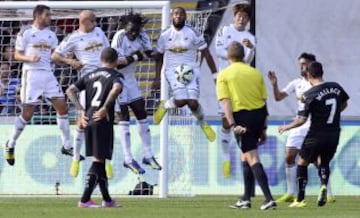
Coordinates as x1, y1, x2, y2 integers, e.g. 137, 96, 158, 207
278, 116, 307, 134
66, 85, 84, 111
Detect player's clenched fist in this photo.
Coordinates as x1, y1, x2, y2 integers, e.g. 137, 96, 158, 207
242, 38, 254, 49
30, 55, 41, 62
70, 59, 83, 70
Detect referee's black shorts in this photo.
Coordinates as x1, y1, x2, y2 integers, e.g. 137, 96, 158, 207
300, 130, 340, 164
85, 119, 114, 160
233, 105, 267, 153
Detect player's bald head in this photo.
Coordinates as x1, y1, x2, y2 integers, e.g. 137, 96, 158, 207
79, 10, 97, 32
227, 41, 244, 62
79, 10, 95, 22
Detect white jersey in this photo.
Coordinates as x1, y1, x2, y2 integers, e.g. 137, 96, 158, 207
283, 77, 312, 128
215, 24, 255, 70
15, 25, 58, 71
111, 29, 152, 76
282, 77, 312, 106
156, 25, 207, 69
55, 27, 109, 75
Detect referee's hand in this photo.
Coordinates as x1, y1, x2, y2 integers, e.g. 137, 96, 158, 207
233, 125, 247, 135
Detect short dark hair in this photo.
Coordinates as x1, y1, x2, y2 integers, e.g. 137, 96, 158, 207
298, 52, 316, 61
120, 11, 148, 28
233, 3, 252, 17
307, 61, 323, 78
33, 4, 50, 20
100, 47, 118, 64
173, 6, 186, 15
227, 41, 244, 62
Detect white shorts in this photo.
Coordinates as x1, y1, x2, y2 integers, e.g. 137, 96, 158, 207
285, 125, 310, 149
115, 73, 142, 111
20, 69, 64, 104
165, 66, 200, 100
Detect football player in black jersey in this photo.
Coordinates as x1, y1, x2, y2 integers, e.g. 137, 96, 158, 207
279, 61, 349, 208
66, 47, 123, 208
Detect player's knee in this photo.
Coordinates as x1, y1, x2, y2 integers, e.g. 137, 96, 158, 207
118, 105, 130, 121
130, 99, 147, 120
285, 155, 296, 165
187, 100, 199, 111
174, 99, 187, 107
118, 112, 130, 121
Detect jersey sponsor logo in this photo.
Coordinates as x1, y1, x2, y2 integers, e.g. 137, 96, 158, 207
32, 40, 52, 51
84, 41, 104, 52
168, 46, 188, 53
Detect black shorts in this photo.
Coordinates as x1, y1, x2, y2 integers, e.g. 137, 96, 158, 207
233, 106, 267, 153
85, 119, 114, 160
300, 130, 340, 164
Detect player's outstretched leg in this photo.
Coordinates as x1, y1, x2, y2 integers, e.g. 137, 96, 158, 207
4, 113, 29, 166
188, 102, 216, 142
153, 97, 177, 124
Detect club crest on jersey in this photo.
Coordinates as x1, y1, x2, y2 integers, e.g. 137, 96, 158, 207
227, 35, 231, 39
85, 41, 103, 52
32, 40, 51, 51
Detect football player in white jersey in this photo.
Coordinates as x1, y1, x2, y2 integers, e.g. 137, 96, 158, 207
51, 10, 111, 177
111, 12, 161, 174
268, 53, 335, 203
152, 7, 218, 142
215, 3, 257, 179
5, 5, 73, 166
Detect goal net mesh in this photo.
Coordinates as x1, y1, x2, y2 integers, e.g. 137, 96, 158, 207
0, 6, 212, 195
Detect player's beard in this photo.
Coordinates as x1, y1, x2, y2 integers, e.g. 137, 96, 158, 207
173, 20, 185, 29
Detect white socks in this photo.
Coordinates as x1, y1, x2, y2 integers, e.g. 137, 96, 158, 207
164, 96, 176, 109
119, 121, 133, 163
8, 115, 27, 148
286, 164, 297, 195
220, 128, 231, 161
137, 119, 153, 159
73, 128, 84, 161
57, 114, 71, 149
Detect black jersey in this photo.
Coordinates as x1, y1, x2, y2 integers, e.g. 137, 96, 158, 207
74, 67, 123, 122
298, 82, 349, 131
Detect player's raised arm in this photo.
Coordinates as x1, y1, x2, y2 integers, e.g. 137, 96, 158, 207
267, 71, 288, 101
201, 48, 218, 79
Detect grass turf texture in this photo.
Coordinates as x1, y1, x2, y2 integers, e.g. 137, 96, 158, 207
1, 196, 359, 218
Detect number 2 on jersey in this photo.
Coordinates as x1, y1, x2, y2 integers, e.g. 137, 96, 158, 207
325, 98, 337, 124
91, 81, 102, 107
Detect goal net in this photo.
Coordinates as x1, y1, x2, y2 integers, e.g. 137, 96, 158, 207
0, 1, 213, 197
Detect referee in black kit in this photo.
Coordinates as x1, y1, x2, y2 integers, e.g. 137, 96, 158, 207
66, 47, 123, 208
279, 61, 349, 208
216, 41, 276, 210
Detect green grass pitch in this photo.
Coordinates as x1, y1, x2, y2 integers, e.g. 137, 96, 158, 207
1, 196, 359, 218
